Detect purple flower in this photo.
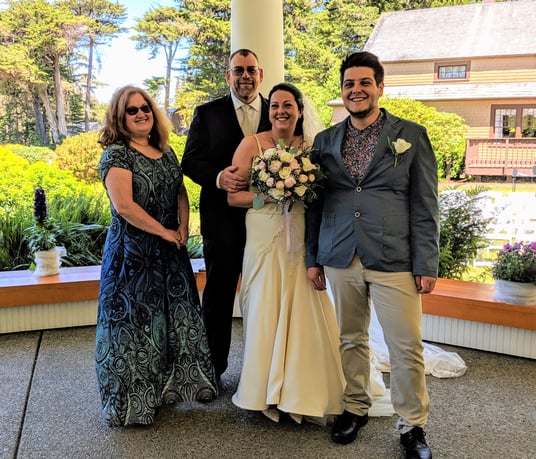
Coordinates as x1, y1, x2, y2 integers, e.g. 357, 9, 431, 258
33, 187, 47, 224
493, 240, 536, 284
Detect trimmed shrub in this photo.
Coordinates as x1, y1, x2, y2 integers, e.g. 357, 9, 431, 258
54, 131, 103, 184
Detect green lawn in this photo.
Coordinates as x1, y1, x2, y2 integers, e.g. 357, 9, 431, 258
439, 179, 536, 194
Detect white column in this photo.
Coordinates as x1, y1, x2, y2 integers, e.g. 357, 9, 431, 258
230, 0, 284, 95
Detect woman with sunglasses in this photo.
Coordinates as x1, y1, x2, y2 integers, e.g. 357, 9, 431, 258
96, 85, 217, 427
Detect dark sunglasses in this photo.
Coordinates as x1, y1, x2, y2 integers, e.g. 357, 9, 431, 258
125, 104, 152, 116
228, 66, 259, 76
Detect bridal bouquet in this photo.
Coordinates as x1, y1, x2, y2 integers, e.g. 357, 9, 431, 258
250, 139, 324, 210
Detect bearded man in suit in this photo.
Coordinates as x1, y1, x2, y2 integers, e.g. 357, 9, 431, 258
182, 49, 271, 380
305, 51, 439, 459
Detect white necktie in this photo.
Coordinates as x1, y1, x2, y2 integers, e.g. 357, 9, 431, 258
240, 104, 255, 135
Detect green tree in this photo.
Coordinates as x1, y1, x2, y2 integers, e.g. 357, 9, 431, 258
143, 77, 167, 103
0, 25, 49, 144
132, 6, 194, 110
58, 0, 127, 131
314, 0, 379, 54
371, 0, 478, 12
0, 0, 88, 143
172, 0, 231, 120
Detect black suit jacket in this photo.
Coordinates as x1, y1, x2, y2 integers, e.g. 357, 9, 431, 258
182, 94, 271, 241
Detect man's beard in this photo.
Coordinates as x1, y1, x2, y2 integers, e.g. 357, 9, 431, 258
348, 104, 375, 119
236, 82, 255, 101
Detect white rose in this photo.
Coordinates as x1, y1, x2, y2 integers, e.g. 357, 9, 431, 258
393, 138, 411, 154
263, 147, 277, 159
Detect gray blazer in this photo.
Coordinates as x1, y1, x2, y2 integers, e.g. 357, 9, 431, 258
305, 109, 439, 277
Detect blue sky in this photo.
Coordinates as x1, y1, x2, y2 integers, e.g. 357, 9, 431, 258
94, 0, 177, 103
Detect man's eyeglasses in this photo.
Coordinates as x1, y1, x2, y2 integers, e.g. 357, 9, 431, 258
228, 66, 259, 76
125, 104, 152, 116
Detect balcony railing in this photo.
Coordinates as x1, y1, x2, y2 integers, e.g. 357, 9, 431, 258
465, 138, 536, 177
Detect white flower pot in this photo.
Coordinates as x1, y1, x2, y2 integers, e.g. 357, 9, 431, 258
34, 247, 65, 276
493, 279, 536, 306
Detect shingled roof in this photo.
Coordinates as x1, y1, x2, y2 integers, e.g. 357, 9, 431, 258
364, 0, 536, 62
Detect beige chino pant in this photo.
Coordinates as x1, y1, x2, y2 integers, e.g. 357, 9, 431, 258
325, 256, 429, 432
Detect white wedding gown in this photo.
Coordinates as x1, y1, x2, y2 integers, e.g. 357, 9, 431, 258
228, 203, 466, 421
231, 202, 395, 420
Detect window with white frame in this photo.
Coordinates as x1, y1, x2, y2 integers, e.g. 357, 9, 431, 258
437, 64, 467, 80
493, 106, 536, 138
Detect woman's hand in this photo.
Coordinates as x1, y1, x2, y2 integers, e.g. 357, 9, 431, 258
307, 266, 327, 291
177, 224, 189, 247
159, 228, 183, 248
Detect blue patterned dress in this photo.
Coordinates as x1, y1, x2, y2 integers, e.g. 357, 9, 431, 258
96, 144, 217, 427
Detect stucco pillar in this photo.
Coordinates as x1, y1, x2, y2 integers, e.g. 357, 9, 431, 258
230, 0, 284, 95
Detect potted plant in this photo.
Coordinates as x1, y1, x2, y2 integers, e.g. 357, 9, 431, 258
492, 241, 536, 305
25, 186, 64, 276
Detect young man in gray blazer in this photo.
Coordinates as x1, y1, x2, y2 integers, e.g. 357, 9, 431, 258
305, 51, 439, 459
182, 49, 271, 380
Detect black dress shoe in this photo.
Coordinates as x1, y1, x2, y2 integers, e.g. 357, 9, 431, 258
331, 410, 369, 444
400, 426, 432, 459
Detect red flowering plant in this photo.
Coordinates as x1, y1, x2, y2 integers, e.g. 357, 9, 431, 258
492, 241, 536, 285
249, 139, 324, 211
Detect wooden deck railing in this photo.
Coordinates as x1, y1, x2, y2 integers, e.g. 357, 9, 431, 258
465, 138, 536, 178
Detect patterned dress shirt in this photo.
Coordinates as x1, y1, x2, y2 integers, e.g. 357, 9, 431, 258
341, 111, 385, 183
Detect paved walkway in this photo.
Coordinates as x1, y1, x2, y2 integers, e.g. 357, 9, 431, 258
1, 320, 535, 459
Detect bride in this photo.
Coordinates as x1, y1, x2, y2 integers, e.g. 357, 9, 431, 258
227, 82, 393, 424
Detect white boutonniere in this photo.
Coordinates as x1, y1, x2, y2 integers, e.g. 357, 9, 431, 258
387, 137, 411, 168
